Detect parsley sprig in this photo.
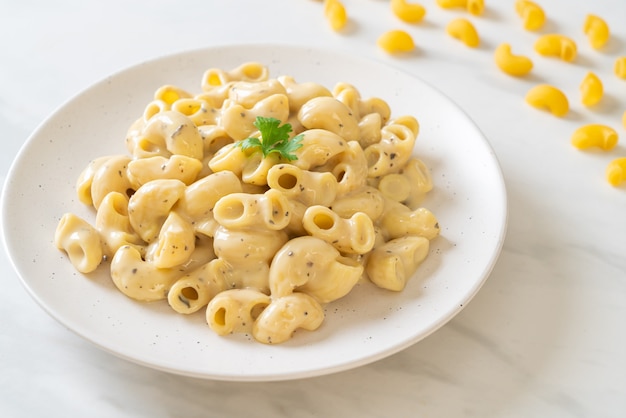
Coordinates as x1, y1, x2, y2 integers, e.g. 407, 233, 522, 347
236, 116, 303, 161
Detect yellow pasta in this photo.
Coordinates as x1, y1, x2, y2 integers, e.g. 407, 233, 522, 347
494, 43, 533, 77
324, 0, 348, 31
583, 14, 610, 50
514, 0, 545, 31
54, 213, 104, 274
377, 30, 416, 54
615, 57, 626, 79
580, 72, 603, 107
571, 124, 618, 151
534, 34, 577, 62
391, 0, 426, 23
606, 158, 626, 187
525, 84, 569, 117
366, 236, 430, 291
55, 63, 440, 344
446, 18, 480, 48
436, 0, 484, 15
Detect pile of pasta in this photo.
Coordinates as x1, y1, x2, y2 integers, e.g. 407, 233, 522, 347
54, 62, 439, 344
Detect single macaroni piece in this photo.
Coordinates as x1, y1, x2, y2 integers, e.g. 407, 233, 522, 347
298, 97, 359, 141
127, 154, 203, 190
167, 260, 226, 315
391, 0, 426, 23
267, 164, 338, 207
324, 0, 348, 31
201, 62, 269, 90
291, 129, 348, 170
220, 93, 290, 141
400, 158, 433, 209
131, 111, 204, 160
54, 213, 103, 274
56, 63, 440, 344
436, 0, 484, 15
88, 155, 133, 210
269, 236, 363, 304
277, 75, 332, 113
330, 186, 386, 221
615, 57, 626, 79
446, 18, 480, 48
494, 43, 533, 77
253, 293, 325, 344
571, 124, 618, 151
110, 245, 182, 302
525, 84, 569, 117
580, 72, 604, 107
514, 0, 545, 31
377, 30, 415, 54
213, 189, 292, 231
379, 200, 440, 241
606, 158, 626, 187
364, 116, 419, 177
583, 14, 610, 50
128, 179, 186, 243
206, 289, 272, 336
534, 34, 577, 62
366, 235, 430, 291
151, 211, 196, 269
302, 205, 376, 254
95, 191, 143, 258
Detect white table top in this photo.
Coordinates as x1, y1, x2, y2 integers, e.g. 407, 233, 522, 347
1, 1, 625, 416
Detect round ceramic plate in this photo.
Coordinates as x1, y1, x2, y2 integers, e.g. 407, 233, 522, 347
2, 44, 507, 381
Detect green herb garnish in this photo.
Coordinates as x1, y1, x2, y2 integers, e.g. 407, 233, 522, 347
236, 116, 303, 161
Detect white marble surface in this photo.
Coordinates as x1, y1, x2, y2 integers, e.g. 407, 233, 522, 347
1, 0, 625, 416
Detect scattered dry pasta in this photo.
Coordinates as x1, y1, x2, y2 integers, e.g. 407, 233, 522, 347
377, 29, 416, 53
534, 34, 577, 62
324, 0, 348, 31
571, 124, 618, 151
54, 63, 439, 344
494, 43, 533, 76
525, 84, 569, 117
437, 0, 484, 16
446, 18, 480, 48
615, 57, 626, 79
579, 72, 604, 107
583, 14, 610, 50
391, 0, 426, 23
606, 158, 626, 187
515, 0, 545, 31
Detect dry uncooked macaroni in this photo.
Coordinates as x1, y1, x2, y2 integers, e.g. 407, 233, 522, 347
54, 62, 439, 344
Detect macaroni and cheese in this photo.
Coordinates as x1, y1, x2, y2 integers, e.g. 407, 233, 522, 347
55, 62, 439, 344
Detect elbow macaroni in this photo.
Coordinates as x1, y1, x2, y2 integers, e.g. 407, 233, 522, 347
446, 18, 480, 48
583, 14, 610, 50
377, 30, 415, 54
579, 72, 603, 107
525, 84, 569, 118
436, 0, 484, 16
534, 34, 577, 62
571, 124, 618, 151
606, 158, 626, 187
391, 0, 426, 23
514, 0, 545, 31
615, 57, 626, 79
494, 43, 533, 77
55, 63, 439, 344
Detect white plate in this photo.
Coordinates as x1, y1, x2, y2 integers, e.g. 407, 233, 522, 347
2, 44, 507, 381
